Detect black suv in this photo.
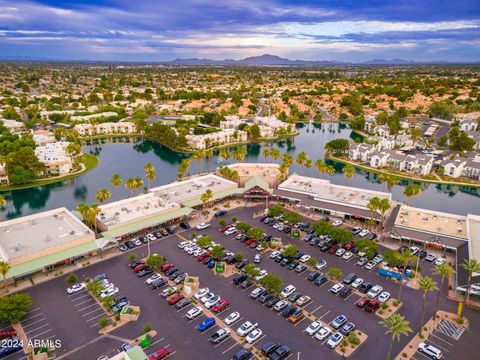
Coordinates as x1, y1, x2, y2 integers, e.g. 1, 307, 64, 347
269, 345, 290, 360
261, 341, 280, 355
282, 305, 296, 317
233, 274, 248, 285
359, 282, 372, 293
343, 273, 357, 285
339, 287, 353, 298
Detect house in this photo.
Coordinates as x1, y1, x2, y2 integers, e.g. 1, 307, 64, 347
34, 141, 73, 175
460, 119, 477, 132
387, 152, 408, 171
1, 119, 26, 135
364, 115, 377, 133
374, 125, 390, 138
370, 151, 391, 168
74, 122, 136, 136
349, 143, 376, 162
441, 158, 467, 178
395, 134, 414, 148
467, 131, 480, 150
185, 129, 248, 150
464, 160, 480, 180
0, 163, 9, 185
415, 155, 435, 176
376, 137, 395, 150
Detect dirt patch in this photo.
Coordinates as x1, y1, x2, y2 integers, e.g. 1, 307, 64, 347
376, 299, 403, 319
336, 330, 368, 357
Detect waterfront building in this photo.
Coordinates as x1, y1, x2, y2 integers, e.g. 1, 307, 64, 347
1, 118, 26, 134
34, 141, 73, 175
74, 121, 136, 136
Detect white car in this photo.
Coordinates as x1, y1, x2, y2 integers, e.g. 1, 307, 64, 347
352, 278, 364, 289
256, 245, 265, 251
435, 258, 446, 266
236, 321, 257, 336
378, 291, 391, 303
186, 306, 203, 320
178, 241, 190, 249
67, 283, 85, 294
280, 285, 296, 298
224, 311, 241, 325
335, 248, 346, 257
342, 251, 353, 260
365, 261, 378, 270
418, 342, 443, 359
270, 251, 281, 259
300, 254, 311, 263
245, 328, 263, 344
224, 228, 237, 236
373, 255, 384, 263
196, 222, 210, 230
367, 285, 384, 299
326, 332, 343, 349
332, 220, 343, 227
314, 326, 331, 341
359, 229, 370, 238
425, 253, 436, 262
193, 249, 206, 257
100, 287, 119, 298
254, 270, 268, 281
205, 295, 221, 308
200, 292, 215, 304
194, 288, 209, 300
273, 300, 288, 311
132, 239, 142, 246
305, 321, 322, 335
409, 246, 420, 256
330, 284, 344, 294
315, 260, 327, 270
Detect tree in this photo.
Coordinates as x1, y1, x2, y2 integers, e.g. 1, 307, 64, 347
260, 274, 284, 294
144, 163, 156, 187
281, 244, 298, 259
380, 314, 413, 360
87, 279, 105, 297
134, 177, 144, 195
382, 250, 403, 268
367, 197, 381, 229
403, 184, 422, 205
325, 139, 350, 155
459, 259, 480, 318
429, 101, 455, 120
86, 204, 101, 232
378, 198, 391, 229
268, 204, 284, 217
110, 174, 122, 200
244, 263, 260, 279
192, 150, 204, 174
128, 253, 137, 263
418, 276, 438, 336
296, 151, 308, 174
200, 189, 214, 209
218, 218, 227, 227
196, 235, 213, 249
350, 115, 366, 130
232, 146, 247, 161
177, 158, 190, 179
236, 222, 251, 233
96, 188, 111, 204
125, 177, 136, 197
0, 261, 11, 293
328, 267, 343, 280
283, 211, 302, 225
146, 254, 165, 271
65, 273, 78, 285
433, 264, 455, 316
247, 124, 261, 140
219, 150, 230, 162
98, 317, 109, 329
355, 239, 378, 260
246, 227, 265, 241
0, 293, 33, 323
234, 252, 244, 262
342, 164, 355, 185
211, 245, 225, 259
397, 249, 416, 303
306, 258, 318, 268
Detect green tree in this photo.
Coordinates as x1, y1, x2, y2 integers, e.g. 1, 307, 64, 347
328, 267, 343, 280
0, 261, 11, 293
403, 184, 422, 206
342, 164, 355, 185
260, 274, 284, 294
418, 276, 438, 336
98, 317, 109, 329
0, 293, 33, 323
247, 124, 261, 140
200, 189, 214, 209
234, 252, 244, 262
244, 263, 260, 279
66, 273, 78, 285
306, 257, 318, 268
281, 244, 298, 258
96, 188, 111, 204
146, 254, 165, 271
110, 173, 122, 200
128, 253, 137, 263
433, 264, 455, 316
459, 259, 480, 318
177, 158, 191, 179
196, 235, 213, 249
236, 222, 251, 233
429, 101, 455, 120
397, 249, 416, 303
380, 314, 413, 360
211, 245, 225, 259
125, 177, 136, 197
246, 227, 265, 241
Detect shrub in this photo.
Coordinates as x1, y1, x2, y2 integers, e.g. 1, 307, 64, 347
457, 317, 465, 325
393, 300, 400, 307
402, 352, 408, 357
98, 318, 109, 329
381, 303, 388, 310
218, 218, 227, 227
231, 216, 237, 223
143, 323, 153, 334
348, 332, 361, 345
112, 321, 117, 326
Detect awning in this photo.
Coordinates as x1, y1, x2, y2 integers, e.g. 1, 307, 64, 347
180, 188, 240, 207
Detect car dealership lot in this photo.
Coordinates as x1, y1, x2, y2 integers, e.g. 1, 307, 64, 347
6, 205, 471, 360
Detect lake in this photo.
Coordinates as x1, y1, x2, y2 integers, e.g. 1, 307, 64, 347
1, 123, 479, 220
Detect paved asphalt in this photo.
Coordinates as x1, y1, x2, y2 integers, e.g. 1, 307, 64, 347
3, 205, 478, 360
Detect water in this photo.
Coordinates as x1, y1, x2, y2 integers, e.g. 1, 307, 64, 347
1, 123, 479, 220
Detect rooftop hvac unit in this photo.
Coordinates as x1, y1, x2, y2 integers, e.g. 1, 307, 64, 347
70, 230, 75, 235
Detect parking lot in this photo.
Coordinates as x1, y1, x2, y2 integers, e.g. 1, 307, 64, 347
6, 205, 473, 360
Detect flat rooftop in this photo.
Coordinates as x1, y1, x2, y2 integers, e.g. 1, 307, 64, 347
395, 205, 468, 240
149, 174, 238, 205
279, 173, 391, 209
467, 214, 480, 265
0, 208, 94, 262
97, 193, 180, 229
226, 163, 281, 177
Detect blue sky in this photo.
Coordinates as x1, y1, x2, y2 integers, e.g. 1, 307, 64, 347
0, 0, 479, 62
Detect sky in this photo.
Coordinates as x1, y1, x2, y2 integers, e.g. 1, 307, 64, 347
0, 0, 479, 62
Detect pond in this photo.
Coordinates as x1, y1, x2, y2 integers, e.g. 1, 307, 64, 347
1, 123, 479, 220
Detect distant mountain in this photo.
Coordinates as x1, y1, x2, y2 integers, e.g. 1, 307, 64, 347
361, 58, 417, 65
0, 55, 52, 61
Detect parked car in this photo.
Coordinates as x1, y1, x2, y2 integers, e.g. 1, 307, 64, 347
250, 287, 265, 299
343, 273, 357, 285
365, 261, 378, 270
210, 327, 231, 344
196, 222, 211, 230
335, 248, 346, 257
367, 285, 383, 299
314, 327, 331, 341
67, 283, 86, 294
167, 294, 184, 305
340, 322, 356, 336
266, 296, 280, 308
186, 306, 203, 320
338, 287, 353, 299
213, 299, 230, 313
378, 291, 391, 303
435, 258, 446, 266
356, 257, 368, 267
330, 284, 344, 294
224, 311, 241, 325
315, 259, 327, 270
332, 220, 343, 227
0, 328, 16, 341
330, 315, 347, 329
280, 285, 296, 298
282, 305, 297, 317
314, 275, 328, 286
245, 328, 263, 343
418, 342, 443, 359
215, 210, 227, 217
233, 349, 253, 360
359, 229, 369, 237
269, 345, 290, 360
148, 348, 171, 360
326, 332, 343, 349
236, 321, 257, 336
305, 321, 322, 335
198, 317, 216, 332
175, 297, 192, 309
261, 341, 280, 355
296, 295, 311, 306
359, 282, 372, 293
364, 299, 380, 313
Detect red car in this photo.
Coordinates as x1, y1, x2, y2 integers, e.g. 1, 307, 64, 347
149, 348, 171, 360
167, 294, 184, 305
356, 297, 369, 309
245, 239, 255, 246
219, 224, 233, 232
134, 264, 148, 273
0, 328, 16, 340
197, 253, 211, 262
342, 242, 355, 251
212, 299, 229, 313
364, 299, 380, 313
327, 246, 339, 255
160, 263, 174, 272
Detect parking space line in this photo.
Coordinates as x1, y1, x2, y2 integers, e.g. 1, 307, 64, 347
22, 318, 46, 328
222, 341, 241, 355
317, 281, 329, 289
213, 336, 234, 348
82, 306, 105, 316
318, 310, 331, 320
29, 328, 52, 340
142, 337, 165, 351
415, 351, 434, 360
310, 305, 323, 314
74, 299, 95, 307
293, 317, 307, 327
200, 325, 219, 335
69, 292, 88, 300
25, 323, 49, 335
431, 333, 454, 347
21, 312, 44, 321
176, 304, 193, 313
78, 303, 99, 312
250, 333, 267, 346
427, 340, 450, 352
86, 313, 107, 322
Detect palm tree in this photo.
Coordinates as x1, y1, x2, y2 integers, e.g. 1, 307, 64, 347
110, 174, 122, 200
379, 173, 389, 192
315, 158, 326, 174
96, 188, 111, 204
386, 175, 399, 192
232, 146, 247, 162
403, 183, 422, 206
296, 151, 308, 174
304, 159, 312, 172
145, 169, 156, 188
418, 276, 438, 336
367, 196, 381, 230
342, 164, 355, 185
204, 149, 213, 172
262, 149, 270, 159
324, 164, 335, 176
134, 177, 144, 195
433, 264, 455, 317
0, 195, 6, 221
144, 163, 155, 173
397, 249, 416, 303
270, 148, 280, 161
378, 198, 391, 230
219, 149, 230, 162
86, 203, 101, 233
177, 159, 191, 180
76, 202, 90, 223
380, 314, 413, 360
200, 189, 213, 210
125, 177, 136, 197
192, 151, 204, 174
459, 259, 480, 318
0, 261, 11, 293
